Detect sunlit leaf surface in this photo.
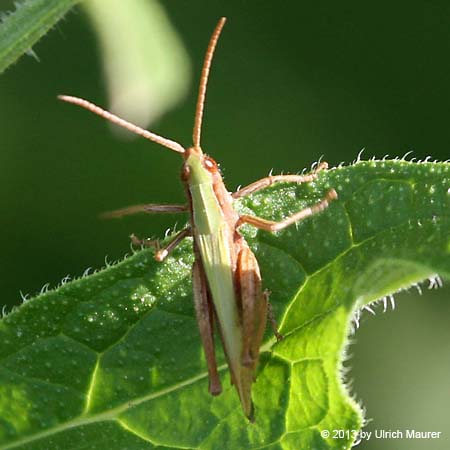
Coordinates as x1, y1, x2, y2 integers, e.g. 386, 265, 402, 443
0, 160, 448, 449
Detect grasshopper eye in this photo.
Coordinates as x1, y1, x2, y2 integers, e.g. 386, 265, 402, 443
182, 164, 190, 181
204, 156, 218, 172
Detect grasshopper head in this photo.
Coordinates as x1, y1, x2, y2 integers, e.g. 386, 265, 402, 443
182, 146, 220, 186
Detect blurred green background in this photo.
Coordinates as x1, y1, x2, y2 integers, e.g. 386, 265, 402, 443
0, 1, 449, 448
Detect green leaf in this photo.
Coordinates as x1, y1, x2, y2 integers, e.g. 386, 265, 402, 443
0, 160, 448, 449
0, 0, 82, 74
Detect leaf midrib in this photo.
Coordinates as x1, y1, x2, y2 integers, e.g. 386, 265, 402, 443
0, 365, 217, 450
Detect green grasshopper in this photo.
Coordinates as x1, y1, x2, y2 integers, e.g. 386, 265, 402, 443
59, 17, 337, 421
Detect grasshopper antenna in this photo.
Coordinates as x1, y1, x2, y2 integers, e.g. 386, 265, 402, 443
192, 17, 226, 149
57, 95, 185, 154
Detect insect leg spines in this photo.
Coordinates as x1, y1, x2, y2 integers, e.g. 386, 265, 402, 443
192, 260, 222, 396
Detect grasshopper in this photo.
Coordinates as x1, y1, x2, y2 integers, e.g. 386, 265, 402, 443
59, 17, 337, 421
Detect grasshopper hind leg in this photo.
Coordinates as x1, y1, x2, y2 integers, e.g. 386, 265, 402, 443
236, 247, 268, 369
192, 260, 222, 396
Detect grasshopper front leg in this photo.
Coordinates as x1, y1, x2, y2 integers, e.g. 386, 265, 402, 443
131, 227, 191, 261
192, 260, 222, 396
232, 162, 329, 199
101, 202, 190, 261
